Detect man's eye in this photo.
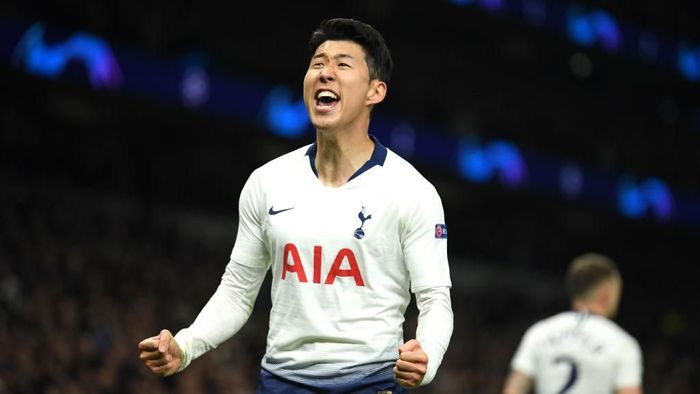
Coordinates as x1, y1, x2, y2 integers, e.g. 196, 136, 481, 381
339, 63, 350, 68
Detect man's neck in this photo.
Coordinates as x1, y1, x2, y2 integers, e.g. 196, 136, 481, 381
314, 127, 374, 187
572, 301, 608, 317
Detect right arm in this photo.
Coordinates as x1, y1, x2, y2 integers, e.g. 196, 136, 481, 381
503, 324, 538, 394
174, 258, 269, 370
139, 170, 270, 376
138, 259, 268, 376
502, 370, 533, 394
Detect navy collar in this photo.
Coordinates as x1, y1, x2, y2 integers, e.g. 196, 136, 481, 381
305, 135, 388, 182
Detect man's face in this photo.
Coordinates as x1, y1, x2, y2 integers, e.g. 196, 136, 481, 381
303, 40, 383, 131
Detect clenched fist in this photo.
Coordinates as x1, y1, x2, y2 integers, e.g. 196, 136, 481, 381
138, 329, 183, 377
394, 339, 428, 388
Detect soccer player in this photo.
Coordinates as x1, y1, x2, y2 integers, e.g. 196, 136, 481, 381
502, 253, 643, 394
138, 17, 454, 392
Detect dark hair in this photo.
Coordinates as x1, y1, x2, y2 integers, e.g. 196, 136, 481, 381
566, 253, 620, 300
308, 17, 393, 83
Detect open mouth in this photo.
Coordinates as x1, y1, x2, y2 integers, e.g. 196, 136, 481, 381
315, 89, 340, 110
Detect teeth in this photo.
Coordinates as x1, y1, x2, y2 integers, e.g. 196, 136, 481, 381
317, 91, 338, 100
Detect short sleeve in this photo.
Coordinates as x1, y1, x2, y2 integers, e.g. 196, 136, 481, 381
511, 325, 538, 376
231, 169, 270, 268
615, 336, 643, 388
401, 184, 452, 292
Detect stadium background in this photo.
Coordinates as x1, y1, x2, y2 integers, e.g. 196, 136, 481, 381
1, 1, 698, 392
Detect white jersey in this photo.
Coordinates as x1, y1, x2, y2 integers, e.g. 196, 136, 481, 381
176, 136, 452, 385
511, 311, 643, 394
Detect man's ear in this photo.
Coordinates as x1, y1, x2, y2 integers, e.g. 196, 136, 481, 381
597, 281, 611, 309
366, 80, 387, 106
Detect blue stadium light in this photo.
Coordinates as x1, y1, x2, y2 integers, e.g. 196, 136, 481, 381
12, 22, 122, 89
181, 65, 210, 108
459, 142, 492, 183
567, 6, 596, 47
642, 177, 674, 221
447, 0, 700, 82
637, 31, 659, 64
522, 0, 547, 27
617, 176, 674, 222
180, 53, 210, 108
566, 5, 621, 53
618, 180, 647, 219
458, 139, 527, 187
487, 140, 527, 187
590, 10, 621, 52
678, 44, 700, 82
389, 123, 417, 159
449, 0, 476, 6
480, 0, 505, 12
560, 163, 583, 199
260, 85, 310, 138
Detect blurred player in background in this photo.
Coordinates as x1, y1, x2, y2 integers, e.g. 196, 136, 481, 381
138, 17, 453, 392
502, 253, 643, 394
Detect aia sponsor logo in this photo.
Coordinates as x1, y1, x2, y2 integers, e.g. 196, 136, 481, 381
282, 243, 365, 286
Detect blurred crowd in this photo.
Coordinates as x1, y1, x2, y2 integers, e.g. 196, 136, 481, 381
0, 174, 698, 393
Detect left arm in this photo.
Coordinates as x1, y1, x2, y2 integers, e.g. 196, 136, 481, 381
394, 286, 453, 388
395, 179, 453, 388
502, 370, 533, 394
615, 337, 644, 394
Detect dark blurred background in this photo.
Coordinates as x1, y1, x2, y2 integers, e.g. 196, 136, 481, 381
1, 1, 699, 393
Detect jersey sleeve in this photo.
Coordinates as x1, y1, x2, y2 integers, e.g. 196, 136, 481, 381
175, 259, 269, 370
230, 169, 270, 268
510, 324, 538, 377
400, 183, 452, 292
174, 169, 272, 370
615, 336, 643, 388
415, 286, 453, 386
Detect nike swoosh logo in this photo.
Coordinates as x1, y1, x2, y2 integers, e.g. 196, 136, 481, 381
268, 206, 294, 215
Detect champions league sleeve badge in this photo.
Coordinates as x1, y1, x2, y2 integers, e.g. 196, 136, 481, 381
435, 224, 448, 239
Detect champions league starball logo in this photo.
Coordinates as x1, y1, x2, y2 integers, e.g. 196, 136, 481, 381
435, 224, 448, 239
354, 207, 372, 239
